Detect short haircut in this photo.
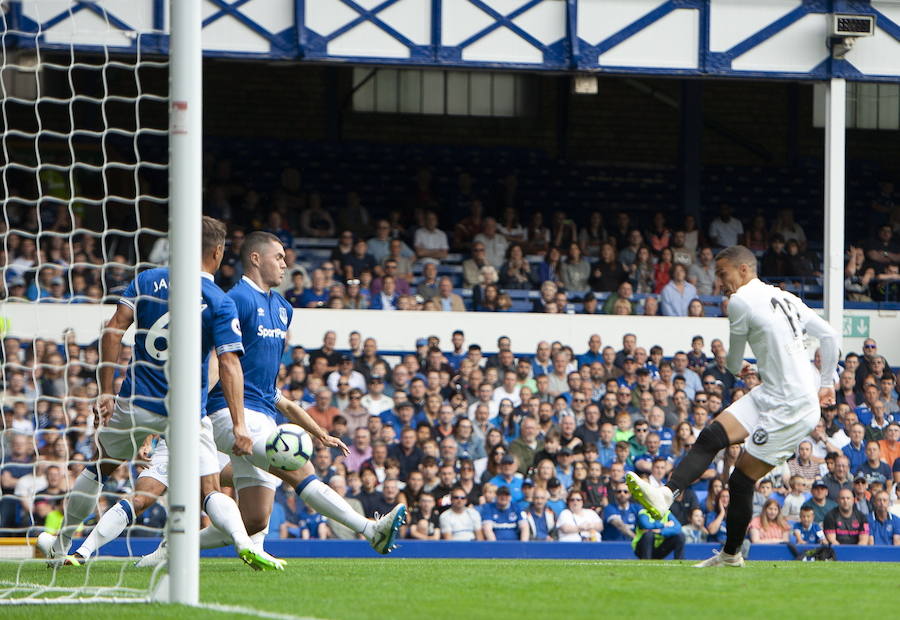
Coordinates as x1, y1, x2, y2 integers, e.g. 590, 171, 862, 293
715, 245, 757, 271
240, 231, 282, 269
202, 216, 227, 257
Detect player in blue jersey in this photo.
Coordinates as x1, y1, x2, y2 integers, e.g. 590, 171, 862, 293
37, 217, 282, 570
135, 232, 406, 567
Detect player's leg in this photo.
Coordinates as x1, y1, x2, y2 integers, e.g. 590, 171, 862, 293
197, 417, 284, 570
695, 451, 770, 567
72, 477, 167, 560
628, 398, 755, 520
40, 402, 164, 559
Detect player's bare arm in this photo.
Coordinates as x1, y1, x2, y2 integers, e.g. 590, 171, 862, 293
275, 397, 350, 457
218, 350, 252, 456
97, 303, 134, 423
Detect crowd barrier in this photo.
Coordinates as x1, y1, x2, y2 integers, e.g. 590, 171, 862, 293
98, 539, 899, 562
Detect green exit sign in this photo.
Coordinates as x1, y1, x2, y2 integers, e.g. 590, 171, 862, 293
843, 316, 869, 338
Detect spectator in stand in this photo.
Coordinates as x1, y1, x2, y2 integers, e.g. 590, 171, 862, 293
770, 208, 807, 252
652, 247, 674, 293
414, 210, 449, 265
868, 490, 900, 545
660, 264, 698, 317
844, 245, 875, 301
857, 338, 893, 384
865, 223, 900, 266
415, 262, 440, 300
856, 442, 892, 483
294, 268, 329, 308
343, 278, 369, 309
603, 481, 639, 541
453, 200, 483, 250
743, 214, 769, 252
590, 242, 627, 292
537, 246, 563, 288
557, 490, 603, 542
748, 498, 790, 544
439, 487, 484, 540
707, 204, 743, 248
342, 239, 377, 280
687, 299, 704, 317
878, 423, 900, 466
618, 229, 644, 267
370, 276, 399, 311
602, 281, 637, 315
785, 239, 820, 280
462, 241, 490, 288
551, 211, 579, 250
579, 211, 607, 256
760, 234, 788, 279
497, 206, 526, 244
500, 244, 537, 290
307, 388, 339, 432
298, 193, 335, 238
473, 217, 508, 270
524, 211, 550, 255
837, 370, 861, 408
371, 259, 410, 296
628, 246, 656, 294
472, 266, 500, 311
800, 482, 836, 526
336, 191, 371, 238
670, 231, 693, 267
434, 277, 465, 312
531, 281, 558, 313
646, 212, 671, 255
368, 219, 413, 265
687, 246, 719, 297
560, 242, 590, 292
823, 456, 854, 502
481, 486, 526, 541
872, 263, 900, 301
331, 230, 355, 268
824, 488, 870, 545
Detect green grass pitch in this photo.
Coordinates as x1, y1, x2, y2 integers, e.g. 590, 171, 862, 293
2, 558, 891, 619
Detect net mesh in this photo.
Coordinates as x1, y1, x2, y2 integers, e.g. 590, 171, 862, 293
1, 1, 169, 603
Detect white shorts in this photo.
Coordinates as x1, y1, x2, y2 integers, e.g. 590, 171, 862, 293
137, 416, 224, 486
99, 400, 169, 461
727, 392, 820, 467
208, 407, 281, 492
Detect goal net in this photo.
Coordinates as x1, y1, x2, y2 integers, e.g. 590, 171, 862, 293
1, 1, 172, 604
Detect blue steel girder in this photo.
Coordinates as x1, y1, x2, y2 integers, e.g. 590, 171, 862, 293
301, 0, 432, 62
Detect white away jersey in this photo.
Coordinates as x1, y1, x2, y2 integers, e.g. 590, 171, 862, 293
726, 279, 839, 410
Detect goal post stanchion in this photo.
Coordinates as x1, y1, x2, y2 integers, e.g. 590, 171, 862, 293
166, 0, 203, 606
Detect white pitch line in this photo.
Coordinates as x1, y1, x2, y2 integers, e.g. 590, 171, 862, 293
194, 602, 331, 620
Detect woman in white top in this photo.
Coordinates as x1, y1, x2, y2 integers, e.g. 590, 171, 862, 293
556, 491, 603, 542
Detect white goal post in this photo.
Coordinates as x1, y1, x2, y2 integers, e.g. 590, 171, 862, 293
0, 0, 201, 606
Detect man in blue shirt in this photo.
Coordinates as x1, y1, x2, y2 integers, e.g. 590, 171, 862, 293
489, 455, 525, 504
136, 231, 406, 567
841, 423, 868, 472
867, 490, 900, 545
40, 217, 279, 569
578, 334, 604, 369
522, 487, 556, 541
603, 481, 640, 542
482, 487, 526, 541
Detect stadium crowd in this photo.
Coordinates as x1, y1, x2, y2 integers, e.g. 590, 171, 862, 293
2, 167, 899, 312
2, 321, 899, 552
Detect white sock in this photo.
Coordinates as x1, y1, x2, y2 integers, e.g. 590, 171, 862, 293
204, 492, 253, 551
53, 468, 103, 555
300, 479, 373, 539
75, 499, 133, 559
251, 524, 268, 547
198, 525, 233, 550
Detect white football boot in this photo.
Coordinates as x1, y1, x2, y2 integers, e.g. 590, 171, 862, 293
369, 504, 407, 555
135, 539, 167, 568
625, 471, 673, 521
694, 550, 745, 568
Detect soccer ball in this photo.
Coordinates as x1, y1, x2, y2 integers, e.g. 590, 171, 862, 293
265, 424, 313, 471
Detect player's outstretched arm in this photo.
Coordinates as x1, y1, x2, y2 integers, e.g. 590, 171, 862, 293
218, 351, 251, 456
275, 398, 350, 457
97, 304, 134, 422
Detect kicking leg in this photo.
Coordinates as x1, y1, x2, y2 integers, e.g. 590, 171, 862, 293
198, 483, 273, 550
628, 413, 748, 520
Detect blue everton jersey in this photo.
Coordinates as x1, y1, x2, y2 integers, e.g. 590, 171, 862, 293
207, 276, 292, 418
483, 502, 521, 540
117, 268, 243, 416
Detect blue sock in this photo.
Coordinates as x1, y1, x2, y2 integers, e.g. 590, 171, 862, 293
294, 475, 317, 497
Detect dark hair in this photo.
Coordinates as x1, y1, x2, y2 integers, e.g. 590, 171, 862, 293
240, 231, 283, 269
202, 216, 227, 257
715, 244, 758, 271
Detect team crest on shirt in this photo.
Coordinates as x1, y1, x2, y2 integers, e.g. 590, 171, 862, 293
279, 307, 288, 325
257, 307, 265, 316
752, 428, 769, 445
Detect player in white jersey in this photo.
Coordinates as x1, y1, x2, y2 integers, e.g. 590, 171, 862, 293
627, 245, 839, 567
134, 232, 405, 568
